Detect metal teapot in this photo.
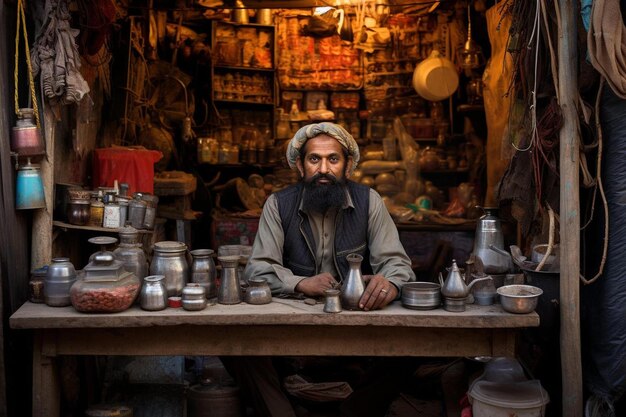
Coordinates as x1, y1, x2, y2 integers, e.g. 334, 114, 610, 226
439, 259, 492, 312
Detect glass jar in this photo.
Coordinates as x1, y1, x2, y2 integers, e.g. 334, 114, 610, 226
67, 199, 90, 226
113, 226, 148, 281
44, 257, 77, 307
70, 253, 140, 313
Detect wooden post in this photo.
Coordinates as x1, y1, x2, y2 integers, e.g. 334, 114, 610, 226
558, 0, 583, 415
31, 106, 55, 269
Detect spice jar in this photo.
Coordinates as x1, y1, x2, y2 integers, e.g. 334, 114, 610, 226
67, 199, 90, 225
29, 266, 48, 303
44, 258, 77, 307
89, 192, 105, 227
70, 253, 140, 313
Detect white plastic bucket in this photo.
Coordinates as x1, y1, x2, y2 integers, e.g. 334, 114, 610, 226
469, 380, 549, 417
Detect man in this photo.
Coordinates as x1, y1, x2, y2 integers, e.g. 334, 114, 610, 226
222, 122, 416, 417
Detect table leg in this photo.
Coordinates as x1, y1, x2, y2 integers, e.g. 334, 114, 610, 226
32, 332, 60, 417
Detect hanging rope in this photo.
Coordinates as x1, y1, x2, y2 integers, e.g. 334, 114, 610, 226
579, 78, 609, 285
14, 0, 40, 127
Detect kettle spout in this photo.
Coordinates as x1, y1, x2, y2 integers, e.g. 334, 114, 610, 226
438, 272, 444, 287
467, 274, 492, 291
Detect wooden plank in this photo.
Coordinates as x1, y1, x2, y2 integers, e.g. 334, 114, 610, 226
558, 0, 583, 415
32, 334, 60, 417
10, 301, 540, 330
47, 325, 508, 357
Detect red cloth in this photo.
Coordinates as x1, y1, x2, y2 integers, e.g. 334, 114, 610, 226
92, 147, 162, 195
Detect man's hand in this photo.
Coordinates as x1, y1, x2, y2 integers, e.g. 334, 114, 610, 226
295, 273, 338, 297
359, 274, 397, 311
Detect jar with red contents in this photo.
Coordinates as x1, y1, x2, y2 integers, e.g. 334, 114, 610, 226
70, 253, 140, 313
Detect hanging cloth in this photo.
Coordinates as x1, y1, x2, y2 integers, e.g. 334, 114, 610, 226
588, 0, 626, 98
30, 0, 90, 104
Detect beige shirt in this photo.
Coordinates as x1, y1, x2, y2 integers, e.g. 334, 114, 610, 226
244, 187, 415, 295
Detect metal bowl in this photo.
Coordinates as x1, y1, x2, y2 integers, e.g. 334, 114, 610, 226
401, 282, 441, 310
497, 285, 543, 314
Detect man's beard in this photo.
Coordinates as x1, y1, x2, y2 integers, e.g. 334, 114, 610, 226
302, 173, 347, 213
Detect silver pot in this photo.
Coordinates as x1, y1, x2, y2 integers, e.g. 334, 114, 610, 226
44, 257, 77, 307
140, 275, 168, 311
150, 241, 189, 297
401, 282, 441, 310
244, 277, 272, 305
182, 283, 208, 311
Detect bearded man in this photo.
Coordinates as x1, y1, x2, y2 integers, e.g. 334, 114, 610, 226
221, 123, 417, 417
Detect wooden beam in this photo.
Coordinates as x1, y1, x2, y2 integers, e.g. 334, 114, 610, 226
557, 0, 583, 415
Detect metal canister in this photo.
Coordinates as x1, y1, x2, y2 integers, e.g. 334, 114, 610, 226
11, 108, 45, 156
141, 194, 159, 229
128, 193, 147, 229
117, 197, 129, 227
15, 159, 45, 210
182, 283, 207, 311
89, 192, 105, 227
44, 258, 77, 307
102, 199, 121, 229
150, 241, 189, 297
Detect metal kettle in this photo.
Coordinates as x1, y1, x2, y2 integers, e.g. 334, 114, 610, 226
439, 259, 492, 312
472, 207, 511, 274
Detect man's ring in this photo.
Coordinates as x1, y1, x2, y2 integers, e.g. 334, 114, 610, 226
381, 288, 388, 294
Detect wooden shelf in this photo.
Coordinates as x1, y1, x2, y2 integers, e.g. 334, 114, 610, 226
53, 221, 153, 234
214, 65, 274, 72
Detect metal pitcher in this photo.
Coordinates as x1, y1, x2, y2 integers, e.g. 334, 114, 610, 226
15, 158, 45, 209
340, 253, 365, 311
472, 207, 511, 274
217, 255, 242, 304
150, 241, 189, 297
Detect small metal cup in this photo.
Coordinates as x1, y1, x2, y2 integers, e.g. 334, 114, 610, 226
323, 289, 342, 313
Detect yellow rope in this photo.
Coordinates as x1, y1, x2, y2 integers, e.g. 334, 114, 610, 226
14, 0, 41, 127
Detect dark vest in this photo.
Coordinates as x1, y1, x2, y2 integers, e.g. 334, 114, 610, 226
276, 181, 373, 282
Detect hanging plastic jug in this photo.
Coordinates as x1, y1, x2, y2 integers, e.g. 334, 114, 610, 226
15, 157, 45, 209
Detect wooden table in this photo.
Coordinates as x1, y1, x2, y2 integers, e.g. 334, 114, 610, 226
10, 300, 539, 417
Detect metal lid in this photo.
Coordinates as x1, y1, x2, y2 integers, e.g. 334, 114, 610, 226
118, 225, 139, 237
89, 236, 118, 246
153, 241, 187, 253
190, 249, 214, 256
83, 254, 131, 282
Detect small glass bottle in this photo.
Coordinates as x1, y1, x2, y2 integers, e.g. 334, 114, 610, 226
89, 191, 105, 227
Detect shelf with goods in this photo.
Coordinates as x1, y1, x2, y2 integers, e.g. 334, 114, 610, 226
210, 20, 277, 135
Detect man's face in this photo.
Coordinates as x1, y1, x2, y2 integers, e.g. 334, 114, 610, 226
296, 135, 354, 213
296, 134, 353, 183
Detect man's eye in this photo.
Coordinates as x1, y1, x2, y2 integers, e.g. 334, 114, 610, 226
309, 156, 319, 163
330, 156, 339, 163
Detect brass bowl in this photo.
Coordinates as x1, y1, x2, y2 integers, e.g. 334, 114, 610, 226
497, 285, 542, 314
